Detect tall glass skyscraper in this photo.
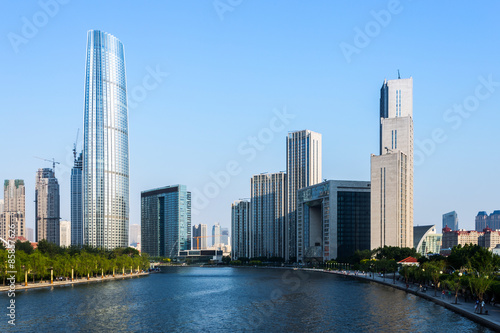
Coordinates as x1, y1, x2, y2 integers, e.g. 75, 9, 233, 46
141, 185, 191, 258
71, 152, 83, 245
83, 30, 129, 249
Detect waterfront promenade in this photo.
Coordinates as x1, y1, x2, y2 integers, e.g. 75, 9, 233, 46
303, 268, 500, 331
0, 272, 149, 292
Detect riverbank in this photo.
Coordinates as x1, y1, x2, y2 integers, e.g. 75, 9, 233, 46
0, 272, 149, 292
298, 267, 500, 331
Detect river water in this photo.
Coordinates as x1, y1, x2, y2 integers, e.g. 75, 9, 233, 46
0, 267, 493, 332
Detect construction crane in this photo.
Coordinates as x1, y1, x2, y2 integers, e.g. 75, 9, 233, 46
193, 235, 223, 250
34, 156, 60, 172
73, 128, 80, 161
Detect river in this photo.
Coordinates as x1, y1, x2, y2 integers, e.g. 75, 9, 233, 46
0, 267, 493, 332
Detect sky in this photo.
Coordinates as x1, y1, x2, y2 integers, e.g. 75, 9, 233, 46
1, 1, 499, 236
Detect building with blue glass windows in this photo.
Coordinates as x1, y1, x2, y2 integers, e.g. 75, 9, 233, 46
297, 180, 371, 262
442, 211, 458, 231
71, 152, 83, 245
141, 185, 191, 258
83, 30, 129, 249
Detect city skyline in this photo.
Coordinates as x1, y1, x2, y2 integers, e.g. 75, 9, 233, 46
2, 2, 500, 234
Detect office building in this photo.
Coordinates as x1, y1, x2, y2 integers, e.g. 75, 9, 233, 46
0, 180, 26, 241
141, 185, 191, 257
286, 130, 322, 261
83, 30, 129, 249
442, 211, 458, 231
27, 227, 34, 242
221, 227, 229, 245
71, 152, 83, 246
231, 200, 251, 259
35, 168, 60, 244
129, 224, 140, 246
297, 180, 371, 262
193, 224, 208, 249
475, 211, 500, 231
371, 77, 414, 249
60, 220, 71, 247
252, 172, 287, 258
212, 223, 221, 247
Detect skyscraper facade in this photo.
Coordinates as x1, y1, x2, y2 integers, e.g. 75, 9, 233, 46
371, 77, 414, 249
475, 211, 500, 231
286, 130, 322, 261
297, 180, 371, 262
35, 168, 60, 244
252, 172, 286, 258
192, 224, 207, 249
221, 227, 229, 245
71, 152, 83, 246
212, 223, 221, 246
231, 200, 250, 259
129, 224, 140, 246
83, 30, 129, 249
141, 185, 191, 257
1, 180, 26, 241
442, 211, 458, 231
60, 220, 71, 247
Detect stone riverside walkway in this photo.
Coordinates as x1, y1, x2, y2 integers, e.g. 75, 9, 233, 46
0, 272, 149, 292
300, 268, 500, 331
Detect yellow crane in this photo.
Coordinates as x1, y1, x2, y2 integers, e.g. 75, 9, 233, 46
193, 235, 223, 250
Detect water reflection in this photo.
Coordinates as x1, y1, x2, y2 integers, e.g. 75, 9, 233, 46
0, 268, 493, 332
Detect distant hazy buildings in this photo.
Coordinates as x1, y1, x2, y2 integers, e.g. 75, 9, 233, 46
297, 180, 371, 262
221, 227, 229, 246
371, 77, 414, 249
60, 220, 71, 247
414, 225, 442, 256
193, 224, 208, 249
83, 30, 129, 249
442, 211, 458, 231
252, 172, 286, 258
0, 180, 26, 241
141, 185, 191, 257
286, 130, 322, 261
212, 223, 221, 247
231, 200, 251, 259
71, 152, 83, 246
475, 211, 500, 231
35, 168, 60, 244
27, 227, 34, 242
129, 224, 140, 246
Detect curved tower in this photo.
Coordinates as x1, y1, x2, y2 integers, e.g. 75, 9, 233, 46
83, 30, 129, 249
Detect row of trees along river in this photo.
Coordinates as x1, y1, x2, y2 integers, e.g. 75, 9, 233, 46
0, 240, 150, 284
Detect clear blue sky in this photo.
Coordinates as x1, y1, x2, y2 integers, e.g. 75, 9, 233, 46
1, 1, 499, 235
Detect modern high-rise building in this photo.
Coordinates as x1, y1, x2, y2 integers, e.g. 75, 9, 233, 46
0, 180, 26, 241
286, 130, 322, 261
297, 180, 371, 261
129, 224, 140, 246
442, 211, 458, 231
71, 152, 83, 246
252, 172, 286, 258
231, 200, 251, 259
212, 223, 221, 247
371, 77, 414, 249
192, 224, 208, 249
27, 227, 34, 242
83, 30, 129, 250
35, 168, 60, 244
221, 227, 229, 246
414, 225, 442, 256
475, 211, 500, 231
141, 185, 191, 258
60, 220, 71, 247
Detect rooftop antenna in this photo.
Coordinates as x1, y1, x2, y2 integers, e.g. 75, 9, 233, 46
398, 69, 401, 79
